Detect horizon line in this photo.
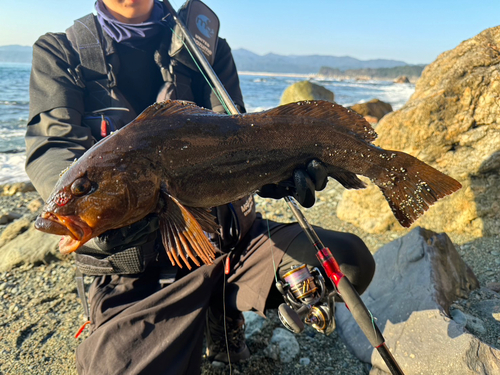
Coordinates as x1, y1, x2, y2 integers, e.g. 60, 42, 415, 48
0, 44, 428, 65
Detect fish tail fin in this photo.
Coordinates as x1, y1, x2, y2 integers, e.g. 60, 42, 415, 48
159, 194, 219, 269
374, 151, 462, 227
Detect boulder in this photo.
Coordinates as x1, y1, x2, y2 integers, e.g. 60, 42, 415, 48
243, 311, 267, 338
337, 26, 500, 238
264, 328, 300, 363
280, 81, 334, 105
0, 218, 61, 271
336, 227, 500, 374
349, 99, 393, 121
394, 75, 410, 84
0, 214, 33, 247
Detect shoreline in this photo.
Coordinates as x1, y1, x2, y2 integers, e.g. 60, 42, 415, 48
238, 71, 418, 83
238, 71, 317, 78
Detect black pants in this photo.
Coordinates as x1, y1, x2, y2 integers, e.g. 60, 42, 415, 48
75, 218, 375, 375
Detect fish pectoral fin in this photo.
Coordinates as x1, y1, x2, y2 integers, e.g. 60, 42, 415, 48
185, 206, 220, 234
159, 194, 218, 270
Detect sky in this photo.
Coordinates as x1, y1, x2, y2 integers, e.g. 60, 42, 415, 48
1, 0, 499, 65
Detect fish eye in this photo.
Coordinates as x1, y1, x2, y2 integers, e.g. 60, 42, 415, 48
71, 178, 92, 196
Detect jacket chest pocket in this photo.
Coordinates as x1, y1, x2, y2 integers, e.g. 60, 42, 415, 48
82, 106, 134, 142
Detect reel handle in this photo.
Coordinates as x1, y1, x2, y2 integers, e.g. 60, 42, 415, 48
278, 303, 305, 334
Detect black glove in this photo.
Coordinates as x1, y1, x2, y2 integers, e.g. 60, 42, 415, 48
257, 159, 328, 208
78, 214, 160, 256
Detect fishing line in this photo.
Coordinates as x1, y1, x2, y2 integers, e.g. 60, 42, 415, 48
222, 258, 233, 375
167, 20, 232, 115
165, 2, 228, 110
369, 308, 378, 341
164, 9, 234, 368
217, 234, 233, 374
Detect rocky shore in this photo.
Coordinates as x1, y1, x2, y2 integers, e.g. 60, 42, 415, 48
2, 24, 500, 375
0, 181, 498, 375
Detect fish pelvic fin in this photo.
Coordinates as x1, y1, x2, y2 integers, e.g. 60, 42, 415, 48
373, 150, 462, 227
159, 194, 219, 269
327, 166, 367, 189
260, 100, 377, 142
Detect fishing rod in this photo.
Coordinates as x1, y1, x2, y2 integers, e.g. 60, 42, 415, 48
164, 1, 405, 374
285, 199, 404, 375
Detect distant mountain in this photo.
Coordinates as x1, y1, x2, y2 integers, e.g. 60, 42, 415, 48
232, 48, 412, 74
0, 45, 419, 75
0, 45, 32, 63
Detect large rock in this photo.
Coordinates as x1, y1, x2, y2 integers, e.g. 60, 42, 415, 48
349, 99, 393, 121
337, 26, 500, 237
280, 81, 334, 105
0, 214, 33, 248
0, 219, 61, 272
264, 328, 300, 363
336, 227, 500, 374
394, 76, 410, 84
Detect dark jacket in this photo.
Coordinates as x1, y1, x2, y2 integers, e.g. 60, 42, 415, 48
26, 26, 245, 199
25, 15, 255, 273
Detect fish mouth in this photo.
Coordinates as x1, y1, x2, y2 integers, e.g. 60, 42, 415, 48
35, 212, 94, 254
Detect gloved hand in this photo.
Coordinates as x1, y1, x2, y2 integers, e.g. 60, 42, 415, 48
257, 159, 328, 208
77, 214, 160, 256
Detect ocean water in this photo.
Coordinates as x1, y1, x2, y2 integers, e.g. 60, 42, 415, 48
0, 62, 415, 185
0, 63, 31, 185
239, 74, 414, 113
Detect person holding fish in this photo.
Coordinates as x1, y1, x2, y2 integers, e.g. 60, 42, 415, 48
24, 1, 389, 374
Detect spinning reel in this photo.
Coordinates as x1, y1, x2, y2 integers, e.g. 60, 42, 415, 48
276, 264, 336, 335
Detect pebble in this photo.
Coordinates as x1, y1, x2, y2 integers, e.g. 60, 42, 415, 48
211, 361, 226, 369
8, 303, 20, 313
0, 212, 23, 225
465, 314, 487, 334
450, 308, 467, 325
27, 198, 44, 213
450, 303, 464, 312
1, 185, 500, 375
299, 357, 311, 366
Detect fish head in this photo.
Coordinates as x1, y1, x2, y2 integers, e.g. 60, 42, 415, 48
35, 156, 161, 254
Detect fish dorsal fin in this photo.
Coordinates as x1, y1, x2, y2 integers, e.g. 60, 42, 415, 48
159, 193, 219, 269
259, 100, 377, 142
136, 100, 217, 122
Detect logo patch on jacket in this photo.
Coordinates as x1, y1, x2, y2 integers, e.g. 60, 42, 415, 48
240, 196, 254, 217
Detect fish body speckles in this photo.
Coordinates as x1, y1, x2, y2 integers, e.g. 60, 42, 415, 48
35, 100, 461, 268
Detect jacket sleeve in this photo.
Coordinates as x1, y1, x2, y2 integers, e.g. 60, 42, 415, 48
25, 33, 93, 200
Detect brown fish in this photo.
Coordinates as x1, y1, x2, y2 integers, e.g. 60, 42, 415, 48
35, 100, 461, 269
